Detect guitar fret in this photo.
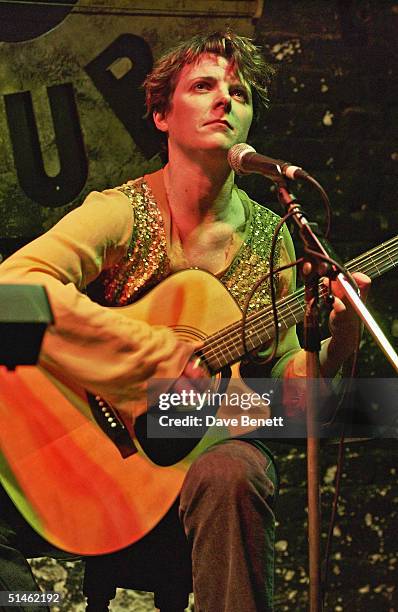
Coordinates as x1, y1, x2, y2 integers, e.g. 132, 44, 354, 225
384, 246, 396, 268
214, 336, 234, 368
285, 299, 299, 324
369, 256, 381, 275
247, 322, 272, 350
229, 334, 242, 362
347, 238, 398, 278
249, 327, 267, 348
203, 235, 398, 371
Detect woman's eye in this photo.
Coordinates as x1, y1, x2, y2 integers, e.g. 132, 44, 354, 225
231, 88, 248, 100
194, 82, 210, 90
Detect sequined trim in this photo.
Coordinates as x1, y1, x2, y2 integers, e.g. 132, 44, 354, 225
101, 179, 170, 305
221, 202, 282, 313
100, 179, 282, 311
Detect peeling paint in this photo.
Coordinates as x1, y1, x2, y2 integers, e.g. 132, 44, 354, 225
322, 110, 334, 126
320, 77, 329, 93
275, 540, 289, 552
270, 39, 302, 62
324, 465, 337, 484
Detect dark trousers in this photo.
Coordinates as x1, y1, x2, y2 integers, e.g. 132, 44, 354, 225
85, 440, 278, 612
1, 440, 277, 612
181, 439, 277, 611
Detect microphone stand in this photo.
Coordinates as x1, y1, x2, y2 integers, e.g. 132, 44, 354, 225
302, 257, 323, 612
277, 182, 323, 611
274, 179, 398, 612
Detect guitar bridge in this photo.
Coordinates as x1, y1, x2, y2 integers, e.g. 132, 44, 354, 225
87, 393, 137, 458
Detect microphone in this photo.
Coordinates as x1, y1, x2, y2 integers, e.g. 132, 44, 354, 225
227, 143, 309, 181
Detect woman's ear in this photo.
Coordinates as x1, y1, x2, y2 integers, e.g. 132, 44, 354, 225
153, 111, 168, 133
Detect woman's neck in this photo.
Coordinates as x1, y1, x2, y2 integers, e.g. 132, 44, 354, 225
163, 149, 237, 240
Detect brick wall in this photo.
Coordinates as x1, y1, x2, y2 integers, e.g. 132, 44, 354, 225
246, 0, 397, 378
251, 2, 398, 609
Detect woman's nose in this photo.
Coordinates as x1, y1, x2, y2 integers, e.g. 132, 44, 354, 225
214, 91, 232, 113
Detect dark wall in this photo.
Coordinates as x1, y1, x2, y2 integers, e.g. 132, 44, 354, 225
251, 2, 398, 609
252, 0, 397, 377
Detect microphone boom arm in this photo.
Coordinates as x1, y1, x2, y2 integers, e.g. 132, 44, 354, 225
277, 183, 398, 373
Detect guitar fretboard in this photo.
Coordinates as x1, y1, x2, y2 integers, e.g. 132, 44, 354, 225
201, 235, 398, 372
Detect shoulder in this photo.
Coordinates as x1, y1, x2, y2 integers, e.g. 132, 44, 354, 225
80, 174, 150, 232
235, 185, 296, 256
79, 186, 133, 226
115, 176, 145, 201
234, 185, 286, 241
235, 185, 281, 225
58, 184, 139, 251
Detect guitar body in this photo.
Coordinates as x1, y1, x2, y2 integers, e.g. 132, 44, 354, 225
1, 228, 396, 554
0, 270, 258, 555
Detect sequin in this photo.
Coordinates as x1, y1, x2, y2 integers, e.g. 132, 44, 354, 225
97, 178, 282, 310
221, 202, 282, 313
101, 179, 170, 305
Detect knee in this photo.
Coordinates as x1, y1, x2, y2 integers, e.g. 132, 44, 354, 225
181, 441, 275, 506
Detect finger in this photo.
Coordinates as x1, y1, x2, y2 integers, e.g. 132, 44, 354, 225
331, 296, 346, 314
323, 273, 370, 302
351, 272, 371, 299
183, 359, 207, 379
351, 272, 371, 286
172, 375, 209, 399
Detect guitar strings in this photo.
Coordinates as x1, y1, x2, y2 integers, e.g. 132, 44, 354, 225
204, 239, 398, 362
203, 238, 398, 366
203, 236, 398, 355
200, 237, 398, 369
211, 237, 398, 346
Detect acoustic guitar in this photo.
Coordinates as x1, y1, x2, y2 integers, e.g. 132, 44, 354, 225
0, 235, 396, 554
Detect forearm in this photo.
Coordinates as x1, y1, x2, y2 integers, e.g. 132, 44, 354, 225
0, 189, 194, 411
280, 333, 359, 380
278, 280, 366, 381
38, 279, 194, 405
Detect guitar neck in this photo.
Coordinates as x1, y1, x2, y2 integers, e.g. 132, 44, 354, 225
201, 235, 398, 372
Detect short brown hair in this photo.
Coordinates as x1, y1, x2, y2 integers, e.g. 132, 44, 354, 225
144, 30, 274, 121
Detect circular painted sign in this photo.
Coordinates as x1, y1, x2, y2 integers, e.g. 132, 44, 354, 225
0, 0, 78, 42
